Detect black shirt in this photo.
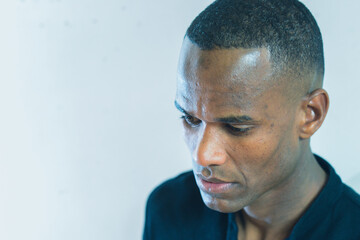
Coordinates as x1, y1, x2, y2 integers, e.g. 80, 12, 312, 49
143, 155, 360, 240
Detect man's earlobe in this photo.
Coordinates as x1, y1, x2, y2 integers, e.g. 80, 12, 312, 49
299, 89, 329, 139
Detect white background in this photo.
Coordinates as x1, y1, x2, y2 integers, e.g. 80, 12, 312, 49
0, 0, 359, 239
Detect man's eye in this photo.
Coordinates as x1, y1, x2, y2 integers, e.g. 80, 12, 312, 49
181, 115, 202, 127
225, 124, 252, 135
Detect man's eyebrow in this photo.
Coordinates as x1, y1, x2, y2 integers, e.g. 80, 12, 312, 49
175, 101, 255, 123
174, 101, 189, 115
215, 115, 255, 124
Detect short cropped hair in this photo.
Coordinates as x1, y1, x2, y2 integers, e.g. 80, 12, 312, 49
186, 0, 324, 88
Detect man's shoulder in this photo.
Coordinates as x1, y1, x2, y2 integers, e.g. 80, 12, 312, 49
338, 184, 360, 214
343, 184, 360, 203
149, 171, 196, 196
144, 171, 228, 239
327, 183, 360, 239
146, 170, 202, 215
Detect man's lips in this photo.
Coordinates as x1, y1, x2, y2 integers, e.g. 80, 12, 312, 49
196, 175, 237, 194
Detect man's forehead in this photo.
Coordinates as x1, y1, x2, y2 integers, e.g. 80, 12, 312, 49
177, 37, 275, 93
175, 81, 263, 118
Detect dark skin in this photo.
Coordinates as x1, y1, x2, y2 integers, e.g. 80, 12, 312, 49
175, 37, 329, 240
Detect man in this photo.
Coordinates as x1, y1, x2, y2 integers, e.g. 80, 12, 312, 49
143, 0, 360, 239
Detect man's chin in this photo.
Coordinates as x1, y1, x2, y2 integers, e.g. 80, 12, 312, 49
200, 190, 245, 213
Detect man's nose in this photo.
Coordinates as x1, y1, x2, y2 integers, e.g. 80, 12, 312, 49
192, 124, 227, 167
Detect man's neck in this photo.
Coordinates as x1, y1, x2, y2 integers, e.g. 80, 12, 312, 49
236, 151, 327, 240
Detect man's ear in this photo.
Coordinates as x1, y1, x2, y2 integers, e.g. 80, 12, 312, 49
299, 89, 329, 139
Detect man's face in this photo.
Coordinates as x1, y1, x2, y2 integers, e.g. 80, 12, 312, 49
175, 38, 304, 213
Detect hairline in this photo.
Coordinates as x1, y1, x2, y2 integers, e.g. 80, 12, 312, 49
185, 34, 323, 98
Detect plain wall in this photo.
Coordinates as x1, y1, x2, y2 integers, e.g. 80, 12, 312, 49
0, 0, 359, 239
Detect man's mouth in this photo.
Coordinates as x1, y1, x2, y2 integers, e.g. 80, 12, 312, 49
196, 175, 237, 194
